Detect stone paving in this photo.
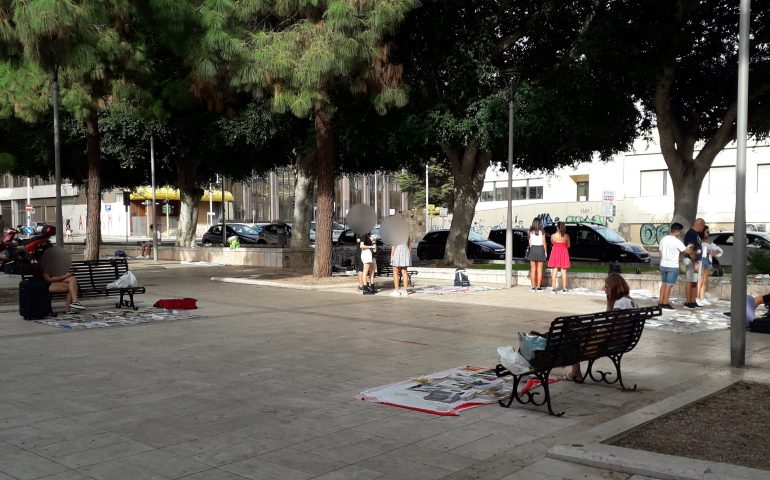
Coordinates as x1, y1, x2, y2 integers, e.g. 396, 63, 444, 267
0, 263, 769, 479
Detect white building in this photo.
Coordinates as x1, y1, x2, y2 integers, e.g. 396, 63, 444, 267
474, 138, 770, 246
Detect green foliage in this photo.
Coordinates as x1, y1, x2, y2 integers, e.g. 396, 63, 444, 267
749, 251, 770, 275
396, 162, 454, 210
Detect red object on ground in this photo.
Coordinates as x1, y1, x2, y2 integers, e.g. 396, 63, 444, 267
153, 298, 197, 309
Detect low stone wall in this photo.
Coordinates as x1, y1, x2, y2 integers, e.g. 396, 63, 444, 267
411, 266, 770, 300
61, 245, 315, 269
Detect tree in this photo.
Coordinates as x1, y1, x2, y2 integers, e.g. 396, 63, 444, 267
1, 1, 152, 259
396, 162, 454, 209
194, 0, 418, 277
391, 0, 641, 264
582, 0, 770, 228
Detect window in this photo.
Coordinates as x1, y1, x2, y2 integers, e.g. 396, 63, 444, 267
576, 181, 589, 201
758, 164, 770, 192
480, 182, 494, 202
708, 166, 735, 194
528, 186, 543, 200
640, 170, 669, 196
481, 179, 542, 201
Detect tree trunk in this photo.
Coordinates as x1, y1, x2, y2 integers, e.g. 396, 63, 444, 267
444, 140, 490, 265
175, 159, 202, 247
291, 152, 316, 250
667, 161, 709, 231
313, 103, 335, 278
83, 114, 101, 260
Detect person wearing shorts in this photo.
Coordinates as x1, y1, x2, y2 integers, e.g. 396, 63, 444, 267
683, 218, 705, 308
657, 222, 692, 310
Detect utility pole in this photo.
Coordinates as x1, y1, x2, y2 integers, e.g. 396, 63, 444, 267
731, 0, 751, 367
425, 163, 429, 234
150, 136, 158, 262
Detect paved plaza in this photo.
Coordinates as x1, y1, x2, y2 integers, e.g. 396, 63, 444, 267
1, 262, 769, 479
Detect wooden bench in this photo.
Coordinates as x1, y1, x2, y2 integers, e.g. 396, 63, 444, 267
495, 306, 662, 416
25, 258, 146, 310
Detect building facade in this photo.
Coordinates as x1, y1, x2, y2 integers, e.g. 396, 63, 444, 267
473, 139, 770, 245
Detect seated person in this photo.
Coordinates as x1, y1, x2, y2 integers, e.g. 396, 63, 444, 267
140, 224, 160, 258
33, 262, 85, 313
568, 273, 637, 382
724, 293, 770, 320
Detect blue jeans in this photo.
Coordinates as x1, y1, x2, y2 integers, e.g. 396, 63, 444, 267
660, 266, 679, 285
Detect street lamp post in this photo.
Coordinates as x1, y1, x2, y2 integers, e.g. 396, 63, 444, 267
731, 0, 752, 367
150, 136, 158, 262
505, 71, 520, 289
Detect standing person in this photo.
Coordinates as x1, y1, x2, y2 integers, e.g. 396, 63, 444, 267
697, 226, 722, 306
526, 217, 547, 291
548, 221, 571, 293
355, 233, 365, 292
64, 219, 73, 242
390, 237, 412, 297
360, 232, 378, 294
568, 273, 637, 381
683, 218, 705, 309
657, 222, 693, 310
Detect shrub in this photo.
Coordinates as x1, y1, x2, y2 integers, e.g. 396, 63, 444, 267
748, 251, 770, 275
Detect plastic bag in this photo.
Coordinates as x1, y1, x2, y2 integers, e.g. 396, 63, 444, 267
518, 332, 547, 362
497, 346, 532, 374
107, 271, 137, 289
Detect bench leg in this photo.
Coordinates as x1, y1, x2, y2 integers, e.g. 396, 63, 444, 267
498, 370, 563, 416
117, 291, 139, 311
585, 354, 636, 391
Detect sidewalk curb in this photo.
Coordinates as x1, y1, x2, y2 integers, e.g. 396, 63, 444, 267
546, 372, 769, 480
210, 276, 356, 291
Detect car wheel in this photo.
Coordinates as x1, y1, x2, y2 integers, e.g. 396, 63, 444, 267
202, 241, 212, 247
257, 240, 267, 245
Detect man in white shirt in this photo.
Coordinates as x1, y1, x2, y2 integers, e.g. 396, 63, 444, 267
658, 222, 693, 310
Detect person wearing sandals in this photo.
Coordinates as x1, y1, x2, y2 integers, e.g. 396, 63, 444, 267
360, 232, 378, 294
547, 221, 571, 293
567, 273, 636, 382
526, 217, 547, 291
389, 237, 411, 297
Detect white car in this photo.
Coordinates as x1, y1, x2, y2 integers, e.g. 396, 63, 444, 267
709, 231, 770, 266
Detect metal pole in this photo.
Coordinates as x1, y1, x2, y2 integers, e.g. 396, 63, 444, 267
51, 69, 64, 246
505, 97, 514, 288
222, 176, 227, 246
125, 202, 129, 245
26, 177, 31, 227
208, 182, 214, 226
731, 0, 751, 368
150, 136, 158, 262
425, 163, 429, 234
374, 172, 378, 223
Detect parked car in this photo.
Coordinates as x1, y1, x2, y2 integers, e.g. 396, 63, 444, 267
256, 223, 292, 246
417, 230, 505, 260
489, 223, 650, 263
310, 221, 346, 243
709, 231, 770, 266
487, 228, 530, 258
201, 223, 260, 246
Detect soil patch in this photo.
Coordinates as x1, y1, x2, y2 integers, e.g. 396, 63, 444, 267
611, 382, 770, 470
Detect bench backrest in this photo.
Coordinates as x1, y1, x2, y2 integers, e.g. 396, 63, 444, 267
532, 306, 661, 370
71, 259, 128, 291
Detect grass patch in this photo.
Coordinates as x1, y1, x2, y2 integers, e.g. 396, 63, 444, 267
470, 263, 660, 274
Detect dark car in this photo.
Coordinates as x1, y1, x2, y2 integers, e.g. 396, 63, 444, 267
201, 223, 260, 246
417, 230, 505, 260
256, 223, 291, 246
487, 228, 530, 258
489, 223, 650, 263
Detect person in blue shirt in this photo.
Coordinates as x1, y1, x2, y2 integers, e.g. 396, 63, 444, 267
683, 218, 705, 309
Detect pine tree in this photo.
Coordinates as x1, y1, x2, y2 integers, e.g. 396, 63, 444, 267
192, 0, 417, 277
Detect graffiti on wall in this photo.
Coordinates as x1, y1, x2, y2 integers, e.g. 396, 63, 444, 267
640, 223, 670, 245
564, 214, 614, 226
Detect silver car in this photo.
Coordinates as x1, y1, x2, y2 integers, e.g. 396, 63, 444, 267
710, 231, 770, 266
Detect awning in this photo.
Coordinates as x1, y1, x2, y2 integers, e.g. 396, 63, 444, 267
130, 187, 233, 202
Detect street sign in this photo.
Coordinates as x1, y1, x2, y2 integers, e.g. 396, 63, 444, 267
105, 204, 112, 212
25, 204, 33, 211
439, 207, 448, 217
602, 190, 615, 217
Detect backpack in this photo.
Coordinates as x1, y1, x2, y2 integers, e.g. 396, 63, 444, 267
454, 268, 470, 287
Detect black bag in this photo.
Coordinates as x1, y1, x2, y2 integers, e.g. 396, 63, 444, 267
454, 268, 470, 287
19, 279, 54, 320
750, 316, 770, 334
608, 261, 622, 274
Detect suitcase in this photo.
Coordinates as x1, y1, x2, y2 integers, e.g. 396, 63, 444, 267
19, 279, 55, 320
749, 316, 770, 334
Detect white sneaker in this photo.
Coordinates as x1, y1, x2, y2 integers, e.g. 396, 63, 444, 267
389, 290, 401, 297
70, 301, 86, 310
400, 289, 408, 296
699, 299, 711, 306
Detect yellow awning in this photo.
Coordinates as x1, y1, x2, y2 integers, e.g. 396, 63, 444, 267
130, 187, 233, 202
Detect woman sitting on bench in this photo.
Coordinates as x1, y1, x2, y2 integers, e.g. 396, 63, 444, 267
567, 273, 636, 382
32, 262, 86, 313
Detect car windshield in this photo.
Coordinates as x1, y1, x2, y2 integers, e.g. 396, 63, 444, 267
232, 225, 259, 235
594, 226, 626, 243
468, 231, 487, 242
